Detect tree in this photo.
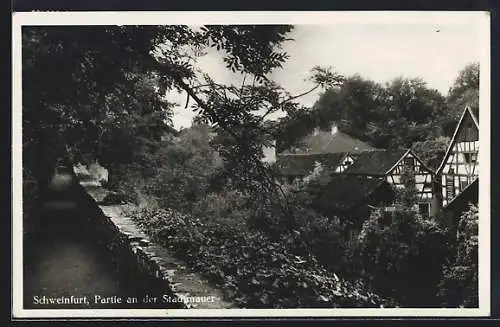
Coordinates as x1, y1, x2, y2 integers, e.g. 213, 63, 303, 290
447, 63, 479, 112
153, 26, 345, 229
412, 136, 451, 170
23, 25, 342, 218
143, 124, 223, 211
383, 77, 447, 148
300, 75, 447, 150
309, 75, 389, 147
442, 62, 480, 136
22, 25, 177, 190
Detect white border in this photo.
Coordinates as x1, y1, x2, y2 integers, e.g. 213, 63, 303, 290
11, 11, 491, 319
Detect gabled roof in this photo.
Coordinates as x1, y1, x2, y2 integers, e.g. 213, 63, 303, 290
470, 105, 479, 123
343, 149, 408, 176
276, 153, 347, 176
437, 106, 479, 174
280, 130, 379, 155
312, 174, 390, 212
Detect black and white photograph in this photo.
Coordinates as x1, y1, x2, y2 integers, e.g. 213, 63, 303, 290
12, 11, 490, 318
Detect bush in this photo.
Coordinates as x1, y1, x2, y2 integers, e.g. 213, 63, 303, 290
351, 207, 450, 307
130, 206, 389, 308
191, 190, 251, 229
437, 204, 478, 307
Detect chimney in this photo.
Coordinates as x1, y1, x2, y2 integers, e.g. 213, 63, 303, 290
331, 122, 338, 135
313, 127, 320, 136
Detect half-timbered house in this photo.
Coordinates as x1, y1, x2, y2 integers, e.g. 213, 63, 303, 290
343, 149, 435, 217
436, 106, 479, 208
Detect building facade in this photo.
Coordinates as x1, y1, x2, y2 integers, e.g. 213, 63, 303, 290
436, 106, 479, 208
343, 149, 435, 217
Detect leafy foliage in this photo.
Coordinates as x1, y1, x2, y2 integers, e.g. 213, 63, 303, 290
292, 75, 447, 150
130, 206, 389, 308
438, 204, 478, 307
22, 26, 177, 189
345, 170, 450, 306
351, 206, 450, 307
412, 136, 451, 170
22, 25, 480, 309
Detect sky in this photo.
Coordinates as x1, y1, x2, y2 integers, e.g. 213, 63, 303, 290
167, 22, 483, 130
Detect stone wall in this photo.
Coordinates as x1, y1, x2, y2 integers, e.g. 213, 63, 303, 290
77, 182, 234, 309
73, 183, 188, 308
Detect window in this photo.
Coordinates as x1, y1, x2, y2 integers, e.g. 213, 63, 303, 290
465, 126, 476, 141
294, 178, 305, 188
460, 180, 469, 192
419, 203, 430, 219
404, 157, 415, 170
463, 153, 472, 164
471, 153, 478, 164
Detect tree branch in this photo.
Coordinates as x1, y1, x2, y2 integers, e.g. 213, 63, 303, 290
280, 84, 320, 107
158, 63, 293, 218
184, 91, 190, 109
258, 84, 321, 123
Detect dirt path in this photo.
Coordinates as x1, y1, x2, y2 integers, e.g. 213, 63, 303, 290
22, 197, 175, 309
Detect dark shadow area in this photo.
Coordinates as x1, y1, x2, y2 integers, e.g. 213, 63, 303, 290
22, 182, 180, 309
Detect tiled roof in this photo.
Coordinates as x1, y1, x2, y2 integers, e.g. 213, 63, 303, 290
280, 130, 378, 155
276, 153, 347, 176
343, 149, 408, 176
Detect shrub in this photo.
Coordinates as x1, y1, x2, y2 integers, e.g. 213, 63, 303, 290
130, 206, 389, 308
351, 207, 449, 307
191, 190, 251, 229
437, 204, 478, 307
